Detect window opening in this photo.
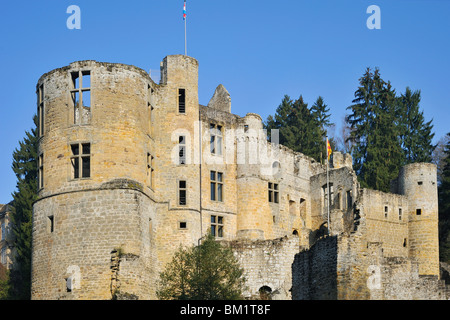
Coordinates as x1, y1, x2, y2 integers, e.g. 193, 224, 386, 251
71, 143, 91, 179
178, 180, 187, 206
178, 88, 186, 114
211, 215, 223, 238
210, 171, 223, 202
268, 183, 279, 203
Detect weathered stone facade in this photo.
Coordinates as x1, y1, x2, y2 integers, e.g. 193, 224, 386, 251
0, 203, 15, 270
31, 55, 448, 300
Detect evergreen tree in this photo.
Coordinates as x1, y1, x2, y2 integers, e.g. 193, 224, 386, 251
156, 233, 246, 300
8, 115, 39, 299
310, 96, 333, 161
346, 68, 403, 192
438, 132, 450, 263
396, 87, 435, 164
264, 95, 326, 162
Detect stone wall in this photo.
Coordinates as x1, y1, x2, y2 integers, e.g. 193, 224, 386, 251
224, 236, 299, 299
292, 236, 338, 300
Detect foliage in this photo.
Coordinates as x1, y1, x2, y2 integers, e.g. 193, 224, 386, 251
0, 264, 10, 300
156, 233, 246, 300
264, 95, 333, 163
396, 87, 435, 164
346, 68, 403, 192
8, 114, 39, 299
346, 68, 435, 192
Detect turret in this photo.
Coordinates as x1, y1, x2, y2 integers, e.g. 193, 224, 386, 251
397, 163, 439, 276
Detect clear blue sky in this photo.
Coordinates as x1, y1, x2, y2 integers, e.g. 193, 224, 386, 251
1, 0, 449, 204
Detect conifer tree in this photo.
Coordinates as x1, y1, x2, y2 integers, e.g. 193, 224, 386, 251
311, 96, 333, 161
396, 87, 435, 164
8, 115, 39, 299
346, 68, 403, 192
264, 95, 327, 162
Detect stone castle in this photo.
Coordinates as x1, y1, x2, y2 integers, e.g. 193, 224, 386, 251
31, 55, 449, 300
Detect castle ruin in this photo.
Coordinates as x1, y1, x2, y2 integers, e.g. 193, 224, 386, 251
31, 55, 449, 300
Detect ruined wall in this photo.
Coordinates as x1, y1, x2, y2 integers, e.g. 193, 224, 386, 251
359, 189, 409, 258
292, 236, 338, 300
224, 236, 299, 299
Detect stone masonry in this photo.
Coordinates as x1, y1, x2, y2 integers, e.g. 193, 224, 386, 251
31, 55, 448, 300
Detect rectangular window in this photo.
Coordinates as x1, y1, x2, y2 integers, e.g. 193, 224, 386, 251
178, 180, 187, 206
211, 215, 223, 238
268, 182, 279, 203
70, 70, 91, 124
210, 171, 223, 202
147, 152, 154, 189
38, 84, 45, 136
416, 208, 422, 216
71, 143, 91, 179
178, 88, 186, 114
179, 135, 186, 165
210, 124, 223, 155
39, 153, 44, 189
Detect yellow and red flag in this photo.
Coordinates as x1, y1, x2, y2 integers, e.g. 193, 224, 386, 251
327, 138, 332, 160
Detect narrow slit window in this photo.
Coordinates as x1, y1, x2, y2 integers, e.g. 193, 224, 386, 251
147, 153, 154, 188
38, 84, 45, 136
48, 215, 54, 233
178, 88, 186, 114
384, 206, 388, 219
399, 208, 402, 221
179, 135, 186, 165
38, 154, 44, 189
178, 180, 187, 206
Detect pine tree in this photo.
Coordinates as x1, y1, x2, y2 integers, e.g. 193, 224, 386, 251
8, 115, 39, 299
397, 87, 435, 164
346, 68, 403, 192
310, 96, 333, 161
264, 95, 325, 162
438, 132, 450, 263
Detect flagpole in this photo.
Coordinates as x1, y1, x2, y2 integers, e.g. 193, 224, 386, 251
183, 0, 187, 56
326, 137, 331, 235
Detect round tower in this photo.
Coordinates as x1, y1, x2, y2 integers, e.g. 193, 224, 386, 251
236, 113, 275, 240
32, 60, 157, 299
397, 163, 439, 276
